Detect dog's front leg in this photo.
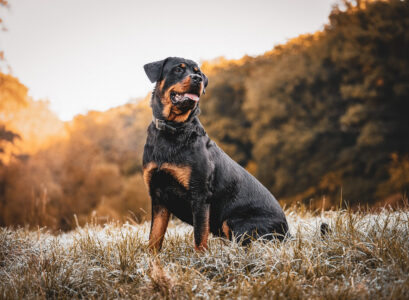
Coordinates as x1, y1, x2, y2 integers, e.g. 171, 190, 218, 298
192, 201, 210, 252
149, 204, 170, 252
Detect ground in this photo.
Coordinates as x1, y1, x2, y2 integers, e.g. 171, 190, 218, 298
1, 208, 408, 299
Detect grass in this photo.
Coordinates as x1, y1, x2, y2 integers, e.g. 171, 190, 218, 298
1, 208, 409, 299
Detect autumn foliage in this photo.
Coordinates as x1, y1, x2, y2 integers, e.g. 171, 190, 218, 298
0, 73, 151, 229
1, 0, 409, 230
200, 0, 409, 209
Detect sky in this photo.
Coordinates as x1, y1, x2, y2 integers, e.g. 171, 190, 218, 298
1, 0, 335, 121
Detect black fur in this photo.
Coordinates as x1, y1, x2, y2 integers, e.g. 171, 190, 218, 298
144, 58, 168, 83
143, 57, 289, 250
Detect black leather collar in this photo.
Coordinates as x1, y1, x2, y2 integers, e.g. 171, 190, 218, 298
152, 116, 179, 134
152, 107, 200, 134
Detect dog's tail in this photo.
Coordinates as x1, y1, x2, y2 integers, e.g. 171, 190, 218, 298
320, 222, 331, 238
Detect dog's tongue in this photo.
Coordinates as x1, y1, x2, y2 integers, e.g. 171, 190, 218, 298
183, 93, 199, 102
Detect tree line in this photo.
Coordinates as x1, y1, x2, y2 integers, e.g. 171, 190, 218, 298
1, 0, 408, 230
199, 0, 409, 209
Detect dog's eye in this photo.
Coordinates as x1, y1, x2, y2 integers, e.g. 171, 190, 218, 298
174, 67, 183, 73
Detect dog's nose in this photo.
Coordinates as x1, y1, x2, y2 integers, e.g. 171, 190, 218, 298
190, 74, 202, 84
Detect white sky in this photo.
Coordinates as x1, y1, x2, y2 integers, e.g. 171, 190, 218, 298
1, 0, 335, 120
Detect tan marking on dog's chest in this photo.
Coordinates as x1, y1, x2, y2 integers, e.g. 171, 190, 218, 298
143, 162, 192, 189
143, 162, 158, 188
161, 163, 192, 189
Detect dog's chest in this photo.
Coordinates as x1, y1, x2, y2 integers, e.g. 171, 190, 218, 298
143, 162, 192, 190
143, 162, 193, 224
143, 129, 205, 190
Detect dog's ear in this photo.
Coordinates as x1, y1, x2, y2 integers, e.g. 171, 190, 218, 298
201, 72, 208, 94
143, 58, 168, 83
202, 72, 208, 88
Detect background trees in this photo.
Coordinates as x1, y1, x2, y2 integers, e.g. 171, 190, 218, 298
200, 0, 409, 208
0, 74, 151, 229
0, 0, 408, 230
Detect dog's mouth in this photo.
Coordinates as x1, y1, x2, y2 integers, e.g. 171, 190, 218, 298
170, 91, 200, 104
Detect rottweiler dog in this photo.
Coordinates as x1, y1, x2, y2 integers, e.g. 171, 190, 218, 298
143, 57, 289, 252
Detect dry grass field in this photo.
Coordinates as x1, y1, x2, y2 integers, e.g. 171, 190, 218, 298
1, 207, 408, 299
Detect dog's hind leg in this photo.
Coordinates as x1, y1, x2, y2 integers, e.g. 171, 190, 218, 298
227, 216, 289, 245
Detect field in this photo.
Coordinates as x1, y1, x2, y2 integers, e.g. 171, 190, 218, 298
1, 208, 408, 299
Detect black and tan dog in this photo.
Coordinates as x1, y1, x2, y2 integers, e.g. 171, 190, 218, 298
143, 57, 289, 252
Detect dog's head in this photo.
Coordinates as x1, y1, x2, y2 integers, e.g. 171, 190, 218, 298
144, 57, 208, 123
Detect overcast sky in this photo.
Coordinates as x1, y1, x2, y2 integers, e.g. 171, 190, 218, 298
1, 0, 335, 120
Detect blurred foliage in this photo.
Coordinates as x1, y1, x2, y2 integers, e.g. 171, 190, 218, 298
200, 0, 409, 208
0, 73, 27, 164
0, 72, 151, 230
1, 0, 409, 230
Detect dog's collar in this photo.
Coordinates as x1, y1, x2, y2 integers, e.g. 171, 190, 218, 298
152, 116, 183, 134
152, 106, 200, 134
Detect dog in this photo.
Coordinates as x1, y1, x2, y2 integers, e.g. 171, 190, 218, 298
143, 57, 289, 252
